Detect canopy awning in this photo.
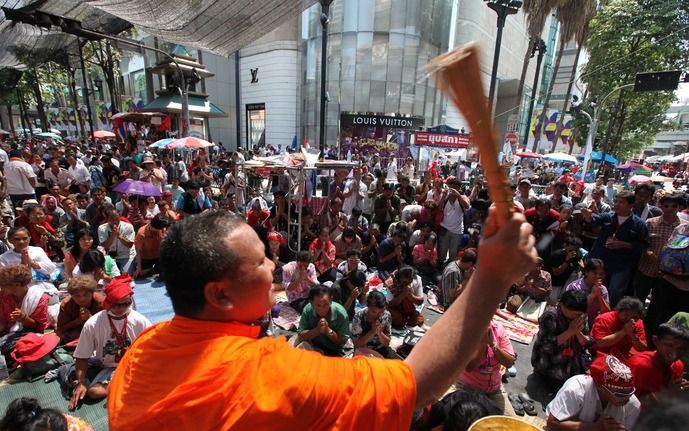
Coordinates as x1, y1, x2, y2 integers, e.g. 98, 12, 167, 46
140, 94, 227, 118
1, 0, 317, 68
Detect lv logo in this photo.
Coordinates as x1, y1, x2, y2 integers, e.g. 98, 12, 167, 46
250, 68, 259, 84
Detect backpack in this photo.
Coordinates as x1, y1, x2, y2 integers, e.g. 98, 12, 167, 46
20, 348, 73, 382
659, 229, 689, 276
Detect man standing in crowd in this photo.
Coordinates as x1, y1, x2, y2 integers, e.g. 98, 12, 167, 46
438, 177, 470, 266
5, 149, 36, 208
635, 193, 686, 302
582, 191, 649, 306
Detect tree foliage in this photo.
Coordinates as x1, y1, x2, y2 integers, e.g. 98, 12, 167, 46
581, 0, 689, 159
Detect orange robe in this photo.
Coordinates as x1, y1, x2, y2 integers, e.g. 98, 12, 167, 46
108, 316, 416, 430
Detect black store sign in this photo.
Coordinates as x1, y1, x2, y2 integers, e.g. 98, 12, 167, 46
340, 113, 424, 130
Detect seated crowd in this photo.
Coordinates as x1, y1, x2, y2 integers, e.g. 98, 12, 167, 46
1, 142, 689, 431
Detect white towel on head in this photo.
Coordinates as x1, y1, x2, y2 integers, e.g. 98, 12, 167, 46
9, 285, 44, 333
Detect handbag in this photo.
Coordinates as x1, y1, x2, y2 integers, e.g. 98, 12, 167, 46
659, 229, 689, 276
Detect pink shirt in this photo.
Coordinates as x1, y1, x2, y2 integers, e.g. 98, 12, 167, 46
281, 261, 318, 303
458, 322, 514, 393
412, 244, 437, 263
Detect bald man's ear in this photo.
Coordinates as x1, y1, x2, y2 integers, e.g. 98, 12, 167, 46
204, 280, 234, 311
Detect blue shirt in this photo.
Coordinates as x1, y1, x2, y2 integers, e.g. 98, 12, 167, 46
587, 212, 649, 270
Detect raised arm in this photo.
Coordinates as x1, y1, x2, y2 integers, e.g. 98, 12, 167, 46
405, 210, 537, 407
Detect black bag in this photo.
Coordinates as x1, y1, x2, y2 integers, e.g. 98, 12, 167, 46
395, 328, 426, 358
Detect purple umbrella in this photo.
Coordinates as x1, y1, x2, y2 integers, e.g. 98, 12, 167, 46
113, 179, 162, 197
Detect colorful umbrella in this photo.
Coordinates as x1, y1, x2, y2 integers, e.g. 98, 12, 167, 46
650, 175, 673, 183
113, 179, 162, 197
93, 130, 116, 138
167, 136, 213, 149
576, 151, 618, 165
35, 132, 62, 140
150, 138, 174, 149
616, 162, 652, 171
628, 175, 651, 184
543, 152, 577, 163
515, 150, 542, 159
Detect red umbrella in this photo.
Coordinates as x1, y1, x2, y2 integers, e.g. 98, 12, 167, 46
93, 130, 116, 138
168, 137, 214, 149
617, 162, 651, 171
516, 150, 542, 159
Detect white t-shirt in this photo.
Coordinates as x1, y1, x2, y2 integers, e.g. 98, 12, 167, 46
69, 163, 91, 185
0, 246, 57, 293
5, 159, 36, 195
74, 310, 151, 368
546, 375, 640, 430
0, 149, 8, 164
385, 275, 424, 307
97, 222, 136, 260
440, 198, 465, 235
343, 179, 367, 214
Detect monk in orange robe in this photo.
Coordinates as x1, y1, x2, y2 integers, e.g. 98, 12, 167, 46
108, 210, 536, 430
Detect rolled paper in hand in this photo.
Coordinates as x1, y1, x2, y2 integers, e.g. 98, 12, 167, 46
426, 43, 514, 227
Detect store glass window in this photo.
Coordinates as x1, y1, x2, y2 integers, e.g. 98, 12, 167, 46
246, 103, 266, 150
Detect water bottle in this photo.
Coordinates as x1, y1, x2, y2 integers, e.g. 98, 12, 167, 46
0, 354, 9, 381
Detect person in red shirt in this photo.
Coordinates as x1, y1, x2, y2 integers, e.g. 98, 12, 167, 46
591, 297, 647, 362
246, 197, 271, 230
557, 170, 573, 185
627, 323, 689, 405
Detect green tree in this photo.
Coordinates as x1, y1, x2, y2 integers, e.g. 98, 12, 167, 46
581, 0, 689, 159
83, 39, 122, 112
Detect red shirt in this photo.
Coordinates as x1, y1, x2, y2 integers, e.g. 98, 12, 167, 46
627, 350, 684, 396
246, 209, 271, 229
591, 311, 646, 362
0, 291, 49, 335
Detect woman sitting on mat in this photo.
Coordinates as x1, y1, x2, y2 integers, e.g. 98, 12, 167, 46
351, 291, 400, 359
0, 264, 49, 356
564, 258, 611, 326
531, 289, 593, 391
384, 266, 424, 329
55, 275, 103, 343
62, 229, 97, 281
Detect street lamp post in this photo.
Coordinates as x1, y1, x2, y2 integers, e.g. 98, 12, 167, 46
523, 38, 546, 151
318, 0, 333, 160
485, 0, 522, 108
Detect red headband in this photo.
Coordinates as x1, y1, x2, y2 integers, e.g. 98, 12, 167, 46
103, 274, 133, 310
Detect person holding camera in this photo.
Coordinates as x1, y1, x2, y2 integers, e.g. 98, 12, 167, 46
438, 178, 470, 267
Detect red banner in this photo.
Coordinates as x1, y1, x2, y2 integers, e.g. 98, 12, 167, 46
415, 132, 470, 148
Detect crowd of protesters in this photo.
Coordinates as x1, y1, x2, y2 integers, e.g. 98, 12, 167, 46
0, 133, 688, 431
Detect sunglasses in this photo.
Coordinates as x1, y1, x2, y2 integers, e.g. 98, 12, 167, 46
111, 300, 133, 309
602, 385, 635, 399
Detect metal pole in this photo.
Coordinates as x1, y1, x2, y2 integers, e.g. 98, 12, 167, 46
235, 51, 242, 150
595, 83, 633, 177
488, 12, 506, 107
318, 0, 333, 160
16, 88, 28, 138
78, 39, 96, 141
523, 39, 545, 151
